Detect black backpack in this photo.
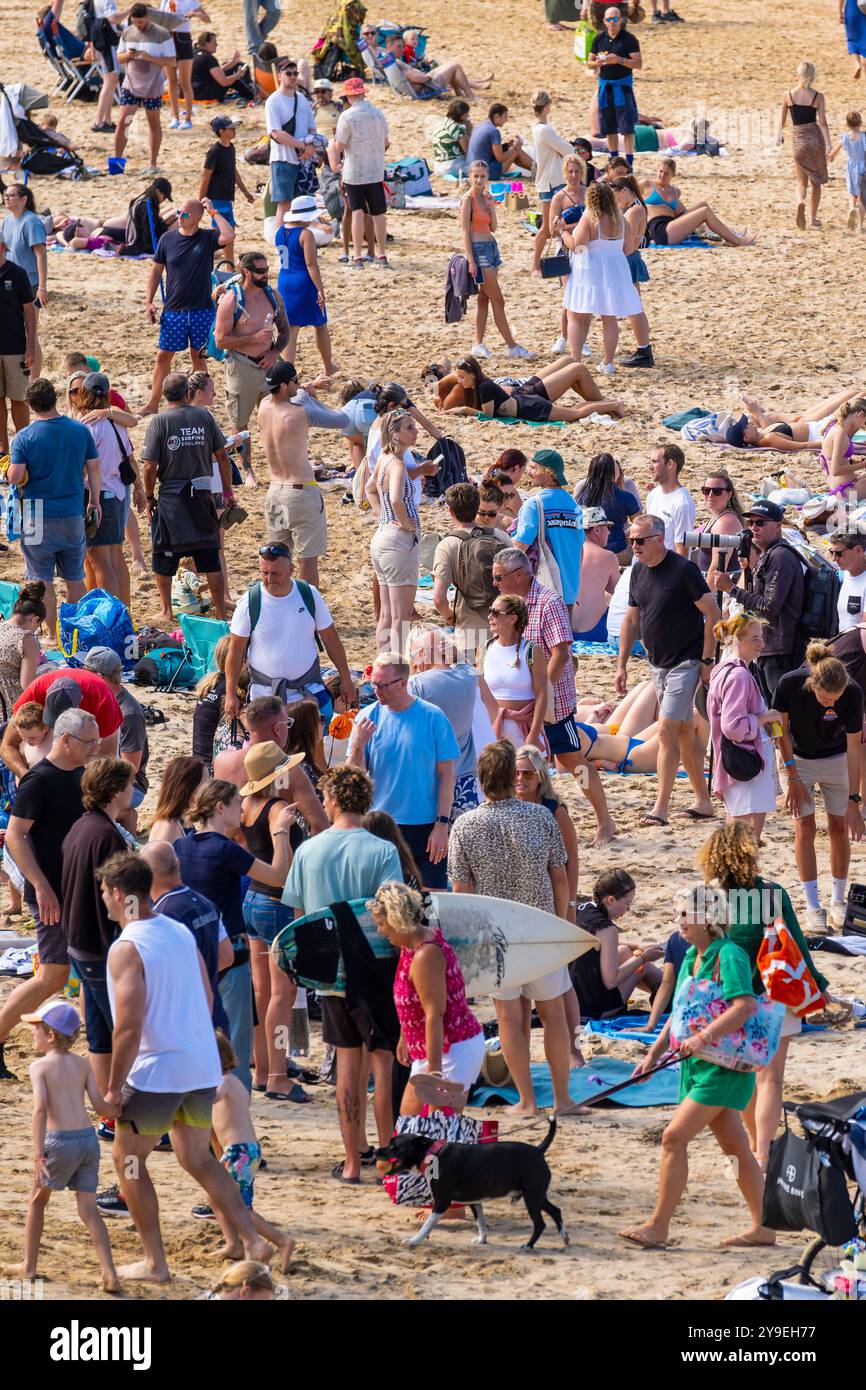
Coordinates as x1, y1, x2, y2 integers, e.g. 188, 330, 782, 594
781, 541, 841, 640
424, 437, 467, 499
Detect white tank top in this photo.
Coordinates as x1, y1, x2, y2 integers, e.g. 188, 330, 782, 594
107, 914, 222, 1094
483, 638, 535, 703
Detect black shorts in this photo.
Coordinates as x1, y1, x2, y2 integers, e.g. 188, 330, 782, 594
344, 181, 387, 216
598, 86, 638, 138
511, 390, 553, 423
151, 545, 222, 577
519, 376, 550, 401
173, 32, 194, 61
646, 215, 670, 246
544, 713, 584, 757
320, 990, 398, 1054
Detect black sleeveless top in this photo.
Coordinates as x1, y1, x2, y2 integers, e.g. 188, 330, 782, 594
243, 797, 304, 899
789, 90, 818, 126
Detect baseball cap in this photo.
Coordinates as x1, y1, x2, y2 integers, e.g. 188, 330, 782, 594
21, 998, 81, 1036
43, 676, 83, 728
264, 360, 298, 392
83, 645, 123, 679
724, 413, 749, 449
152, 177, 173, 199
532, 449, 567, 487
743, 499, 784, 523
82, 370, 110, 396
313, 77, 333, 90
582, 506, 611, 528
210, 114, 241, 134
342, 77, 366, 96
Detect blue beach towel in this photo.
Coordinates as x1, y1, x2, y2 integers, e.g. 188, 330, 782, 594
584, 1010, 827, 1041
470, 1056, 680, 1108
647, 234, 710, 249
572, 638, 645, 659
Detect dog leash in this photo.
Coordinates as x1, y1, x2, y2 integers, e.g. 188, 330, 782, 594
578, 1050, 681, 1107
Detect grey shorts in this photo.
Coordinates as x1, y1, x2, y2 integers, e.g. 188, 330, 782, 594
650, 658, 702, 722
792, 751, 850, 818
43, 1126, 100, 1192
21, 513, 86, 584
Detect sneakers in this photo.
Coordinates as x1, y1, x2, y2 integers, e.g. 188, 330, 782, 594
551, 335, 567, 354
598, 361, 616, 375
168, 118, 181, 130
471, 343, 492, 358
804, 907, 829, 935
179, 118, 192, 131
96, 1185, 130, 1218
620, 345, 655, 368
506, 344, 534, 359
191, 1204, 216, 1221
155, 1132, 172, 1152
667, 9, 686, 20
828, 901, 848, 931
91, 121, 116, 133
652, 9, 665, 21
582, 343, 593, 357
97, 1119, 116, 1142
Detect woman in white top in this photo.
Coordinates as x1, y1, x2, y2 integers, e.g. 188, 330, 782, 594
557, 179, 642, 375
482, 594, 548, 748
549, 153, 587, 353
161, 0, 211, 129
530, 91, 577, 275
68, 371, 143, 607
370, 412, 422, 651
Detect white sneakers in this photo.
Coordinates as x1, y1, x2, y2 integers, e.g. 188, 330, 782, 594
598, 361, 616, 375
471, 343, 492, 358
506, 344, 534, 359
828, 901, 848, 931
551, 335, 567, 354
169, 118, 192, 130
804, 907, 829, 935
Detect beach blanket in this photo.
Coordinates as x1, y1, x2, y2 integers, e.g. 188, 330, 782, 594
470, 1055, 680, 1108
572, 638, 644, 658
585, 1009, 827, 1041
647, 234, 710, 249
475, 414, 566, 428
662, 407, 711, 431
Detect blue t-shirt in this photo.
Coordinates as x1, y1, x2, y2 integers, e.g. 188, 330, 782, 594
514, 488, 585, 606
11, 415, 97, 519
175, 830, 254, 943
154, 226, 222, 312
663, 928, 689, 975
283, 826, 402, 916
1, 211, 47, 288
466, 119, 500, 172
361, 697, 461, 825
153, 883, 230, 1032
575, 485, 639, 555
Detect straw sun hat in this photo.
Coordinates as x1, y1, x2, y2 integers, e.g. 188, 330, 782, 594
239, 741, 305, 796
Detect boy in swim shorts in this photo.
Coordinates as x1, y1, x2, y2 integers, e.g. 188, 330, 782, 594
2, 1000, 119, 1291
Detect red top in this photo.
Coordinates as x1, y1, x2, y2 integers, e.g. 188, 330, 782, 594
15, 669, 123, 737
393, 927, 481, 1059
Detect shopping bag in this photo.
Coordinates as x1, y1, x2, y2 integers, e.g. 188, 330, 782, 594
573, 22, 596, 62
762, 1117, 857, 1244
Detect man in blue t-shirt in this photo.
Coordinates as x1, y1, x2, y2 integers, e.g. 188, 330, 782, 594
141, 197, 234, 415
348, 652, 459, 890
513, 449, 584, 614
8, 377, 100, 633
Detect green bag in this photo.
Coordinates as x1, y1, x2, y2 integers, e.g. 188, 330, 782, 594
573, 21, 596, 63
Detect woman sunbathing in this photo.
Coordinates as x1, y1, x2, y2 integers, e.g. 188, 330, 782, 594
739, 385, 866, 445
640, 158, 756, 247
568, 679, 710, 776
440, 355, 625, 423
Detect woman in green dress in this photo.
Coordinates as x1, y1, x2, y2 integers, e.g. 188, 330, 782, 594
697, 822, 832, 1174
619, 884, 775, 1252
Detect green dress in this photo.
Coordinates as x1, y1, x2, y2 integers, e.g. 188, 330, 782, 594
674, 938, 756, 1111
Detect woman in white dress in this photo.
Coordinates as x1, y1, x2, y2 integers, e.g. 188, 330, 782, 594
482, 595, 548, 749
707, 614, 781, 842
556, 180, 642, 376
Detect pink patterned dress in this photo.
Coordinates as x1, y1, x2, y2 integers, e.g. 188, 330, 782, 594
393, 928, 482, 1061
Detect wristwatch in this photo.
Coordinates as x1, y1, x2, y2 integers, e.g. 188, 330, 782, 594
849, 794, 863, 804
700, 658, 714, 667
435, 815, 450, 826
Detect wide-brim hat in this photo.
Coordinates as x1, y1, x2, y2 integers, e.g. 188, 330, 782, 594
239, 740, 305, 796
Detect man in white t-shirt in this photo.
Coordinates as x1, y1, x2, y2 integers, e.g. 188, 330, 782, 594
224, 545, 356, 717
833, 532, 866, 631
646, 441, 695, 556
101, 851, 271, 1282
265, 58, 317, 219
332, 78, 390, 268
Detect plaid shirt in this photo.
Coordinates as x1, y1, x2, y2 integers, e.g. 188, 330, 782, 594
524, 579, 575, 723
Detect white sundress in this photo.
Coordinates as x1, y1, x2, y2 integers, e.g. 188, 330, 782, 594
563, 230, 643, 319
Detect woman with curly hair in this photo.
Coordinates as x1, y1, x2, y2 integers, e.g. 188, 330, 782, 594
620, 882, 774, 1252
696, 822, 831, 1175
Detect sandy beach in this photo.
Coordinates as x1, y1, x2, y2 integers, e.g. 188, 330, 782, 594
0, 0, 865, 1300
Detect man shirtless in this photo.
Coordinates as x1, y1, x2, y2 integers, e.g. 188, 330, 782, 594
572, 508, 620, 642
213, 251, 289, 488
257, 360, 349, 586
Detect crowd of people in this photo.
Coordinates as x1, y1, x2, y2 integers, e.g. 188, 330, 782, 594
0, 0, 864, 1299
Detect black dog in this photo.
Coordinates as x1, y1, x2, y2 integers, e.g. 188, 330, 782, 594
377, 1119, 567, 1249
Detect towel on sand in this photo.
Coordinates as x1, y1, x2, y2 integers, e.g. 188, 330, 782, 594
470, 1055, 680, 1108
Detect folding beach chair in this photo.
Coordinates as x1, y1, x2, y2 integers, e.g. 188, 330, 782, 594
178, 612, 230, 685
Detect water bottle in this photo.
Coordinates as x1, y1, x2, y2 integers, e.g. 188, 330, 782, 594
290, 987, 310, 1057
264, 312, 274, 329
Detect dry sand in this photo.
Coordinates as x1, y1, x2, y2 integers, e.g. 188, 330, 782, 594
0, 0, 865, 1300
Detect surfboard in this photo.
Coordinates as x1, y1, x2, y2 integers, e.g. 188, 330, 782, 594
271, 895, 598, 998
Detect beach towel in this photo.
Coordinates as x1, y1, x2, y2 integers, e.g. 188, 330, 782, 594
571, 637, 645, 659
475, 414, 566, 428
647, 234, 710, 249
662, 407, 711, 431
469, 1056, 680, 1108
584, 1010, 827, 1042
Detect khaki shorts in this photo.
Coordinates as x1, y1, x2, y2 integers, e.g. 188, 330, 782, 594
225, 352, 268, 432
370, 523, 419, 587
0, 353, 29, 401
494, 964, 571, 1004
265, 480, 327, 558
792, 751, 850, 818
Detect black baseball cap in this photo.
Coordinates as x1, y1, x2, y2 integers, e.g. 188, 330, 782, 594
724, 413, 749, 449
264, 360, 298, 392
743, 499, 784, 523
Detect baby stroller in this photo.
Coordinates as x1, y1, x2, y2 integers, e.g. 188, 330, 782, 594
0, 82, 84, 177
311, 0, 368, 81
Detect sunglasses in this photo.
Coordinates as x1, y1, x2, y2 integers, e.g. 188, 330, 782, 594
259, 544, 292, 559
492, 571, 519, 584
830, 547, 850, 558
604, 14, 623, 20
749, 519, 770, 528
477, 507, 500, 520
631, 536, 654, 547
701, 485, 730, 496
490, 607, 513, 617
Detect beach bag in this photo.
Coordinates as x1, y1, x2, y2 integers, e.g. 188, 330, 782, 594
57, 588, 134, 669
717, 665, 763, 782
133, 644, 196, 690
452, 526, 507, 615
762, 1115, 857, 1244
757, 920, 824, 1018
573, 21, 597, 62
531, 496, 568, 607
244, 134, 271, 165
540, 239, 570, 279
385, 155, 432, 197
383, 1108, 498, 1206
670, 954, 784, 1073
20, 147, 82, 177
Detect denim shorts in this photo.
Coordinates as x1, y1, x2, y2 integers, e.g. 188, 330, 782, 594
471, 237, 501, 272
243, 888, 293, 945
539, 183, 565, 203
21, 513, 86, 583
158, 308, 215, 353
88, 492, 125, 548
270, 160, 299, 203
75, 955, 113, 1054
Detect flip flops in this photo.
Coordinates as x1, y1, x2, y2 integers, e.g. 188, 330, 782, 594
409, 1072, 468, 1109
287, 1060, 320, 1086
331, 1161, 360, 1184
682, 809, 716, 821
639, 813, 668, 828
264, 1083, 310, 1103
619, 1230, 667, 1251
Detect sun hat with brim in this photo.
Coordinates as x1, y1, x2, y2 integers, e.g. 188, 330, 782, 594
21, 999, 81, 1035
582, 506, 611, 528
239, 741, 305, 796
342, 77, 366, 96
285, 196, 319, 223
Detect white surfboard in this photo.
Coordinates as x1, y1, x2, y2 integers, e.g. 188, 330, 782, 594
272, 894, 599, 998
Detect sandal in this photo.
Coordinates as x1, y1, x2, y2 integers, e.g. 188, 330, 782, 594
410, 1072, 468, 1108
140, 705, 166, 727
264, 1083, 310, 1103
331, 1161, 360, 1184
286, 1060, 319, 1086
359, 1147, 378, 1166
639, 813, 668, 827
